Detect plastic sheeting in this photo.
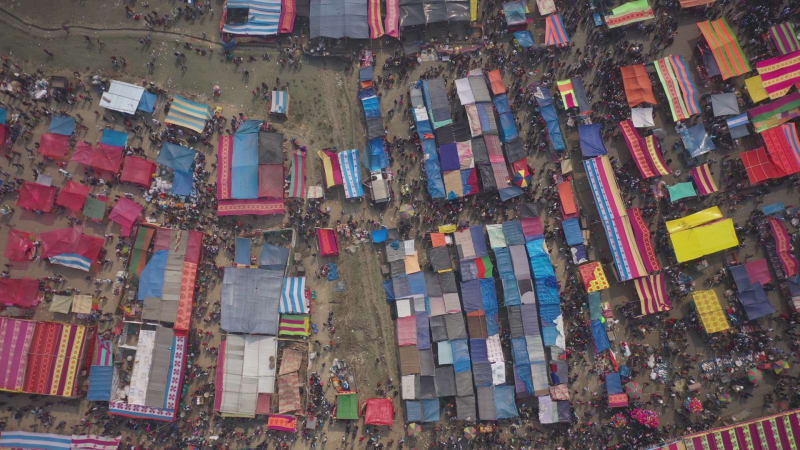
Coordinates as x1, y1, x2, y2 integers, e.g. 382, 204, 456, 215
0, 278, 40, 308
38, 133, 71, 160
221, 268, 282, 335
109, 198, 143, 236
17, 182, 56, 212
578, 124, 607, 156
48, 116, 76, 136
494, 385, 518, 419
120, 156, 156, 187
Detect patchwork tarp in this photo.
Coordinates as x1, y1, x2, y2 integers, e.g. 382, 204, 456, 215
0, 432, 121, 449
157, 142, 196, 196
748, 91, 800, 133
654, 55, 700, 121
635, 273, 671, 315
38, 133, 71, 160
216, 335, 277, 417
17, 182, 56, 213
621, 65, 657, 107
221, 268, 282, 335
690, 163, 718, 195
40, 227, 104, 272
697, 18, 751, 80
544, 14, 569, 46
755, 51, 800, 100
604, 0, 653, 29
120, 156, 156, 187
165, 96, 210, 133
693, 289, 729, 333
218, 128, 285, 216
578, 124, 607, 156
770, 22, 799, 55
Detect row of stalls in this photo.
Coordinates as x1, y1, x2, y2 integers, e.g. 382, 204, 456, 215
358, 59, 392, 204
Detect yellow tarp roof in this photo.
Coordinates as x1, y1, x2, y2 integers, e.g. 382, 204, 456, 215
693, 290, 729, 333
670, 218, 738, 262
745, 75, 769, 104
665, 206, 723, 233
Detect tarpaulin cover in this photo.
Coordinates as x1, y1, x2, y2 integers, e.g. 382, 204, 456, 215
317, 228, 339, 256
456, 395, 476, 421
544, 13, 569, 46
235, 237, 251, 266
493, 385, 517, 418
0, 432, 121, 449
397, 315, 418, 346
157, 142, 196, 173
558, 181, 578, 217
223, 0, 282, 36
745, 259, 772, 285
631, 107, 655, 127
460, 279, 482, 312
697, 18, 751, 80
138, 90, 157, 113
606, 372, 623, 394
503, 1, 526, 26
451, 339, 471, 373
336, 393, 359, 419
748, 91, 800, 133
536, 0, 555, 14
740, 283, 775, 320
521, 217, 544, 240
514, 31, 534, 48
445, 313, 466, 339
38, 133, 71, 159
5, 228, 35, 262
668, 182, 697, 202
405, 400, 422, 421
422, 79, 452, 128
368, 0, 384, 38
17, 182, 56, 212
670, 218, 738, 262
0, 278, 40, 307
166, 96, 210, 133
540, 103, 566, 151
770, 22, 799, 55
621, 65, 657, 107
503, 220, 525, 246
421, 399, 440, 422
109, 198, 143, 236
439, 272, 457, 293
741, 147, 782, 184
260, 243, 289, 271
591, 319, 610, 353
477, 386, 496, 420
562, 218, 582, 246
88, 365, 113, 401
488, 70, 506, 95
755, 51, 800, 100
693, 289, 730, 333
40, 227, 104, 271
469, 338, 489, 364
416, 312, 431, 349
711, 92, 740, 117
120, 156, 156, 187
100, 129, 128, 148
762, 123, 800, 176
48, 115, 76, 136
604, 0, 653, 29
71, 142, 123, 173
679, 123, 715, 158
579, 261, 610, 293
691, 163, 719, 195
221, 268, 282, 335
578, 124, 607, 156
364, 398, 394, 426
498, 112, 519, 142
473, 362, 492, 387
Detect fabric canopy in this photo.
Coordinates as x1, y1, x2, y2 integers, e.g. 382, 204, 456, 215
364, 398, 394, 425
604, 0, 654, 29
748, 91, 800, 133
38, 133, 71, 159
711, 92, 740, 117
697, 18, 751, 80
741, 147, 783, 184
621, 65, 657, 107
157, 142, 196, 173
71, 142, 123, 173
631, 107, 654, 127
635, 273, 671, 315
544, 14, 569, 46
770, 22, 799, 55
690, 163, 718, 195
120, 156, 156, 187
654, 55, 700, 122
56, 180, 90, 213
317, 228, 339, 256
109, 198, 143, 236
693, 289, 729, 333
669, 217, 738, 263
761, 123, 800, 176
619, 120, 670, 178
668, 182, 697, 202
679, 123, 715, 157
5, 228, 35, 262
755, 51, 800, 100
280, 277, 308, 313
17, 182, 56, 212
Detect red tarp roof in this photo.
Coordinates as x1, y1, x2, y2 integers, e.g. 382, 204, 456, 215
363, 398, 394, 425
761, 125, 800, 176
621, 65, 658, 107
258, 164, 284, 199
316, 228, 339, 256
39, 227, 104, 262
745, 259, 772, 285
56, 180, 90, 213
17, 182, 57, 212
741, 147, 782, 184
120, 156, 156, 187
488, 70, 506, 95
109, 198, 143, 237
0, 278, 40, 308
39, 133, 71, 160
5, 228, 36, 262
396, 315, 417, 346
71, 142, 123, 174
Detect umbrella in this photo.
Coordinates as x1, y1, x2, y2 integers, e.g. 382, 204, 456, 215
407, 423, 422, 438
611, 412, 628, 428
464, 426, 477, 440
398, 204, 416, 219
685, 397, 703, 413
512, 169, 532, 187
630, 408, 660, 429
625, 381, 642, 399
747, 367, 763, 384
718, 392, 732, 403
774, 360, 790, 374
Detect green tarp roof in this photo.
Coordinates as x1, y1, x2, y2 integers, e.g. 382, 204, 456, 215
336, 393, 359, 419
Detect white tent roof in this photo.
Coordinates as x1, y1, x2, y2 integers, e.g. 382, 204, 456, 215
99, 80, 145, 115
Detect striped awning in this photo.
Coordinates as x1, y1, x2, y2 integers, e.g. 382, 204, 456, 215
271, 90, 289, 115
165, 96, 211, 133
280, 277, 308, 313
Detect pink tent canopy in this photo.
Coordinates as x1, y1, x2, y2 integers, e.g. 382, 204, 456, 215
39, 227, 104, 262
56, 180, 91, 213
17, 182, 57, 212
39, 133, 71, 160
0, 278, 40, 308
109, 198, 143, 236
71, 142, 123, 174
364, 398, 394, 426
120, 156, 156, 187
5, 228, 36, 262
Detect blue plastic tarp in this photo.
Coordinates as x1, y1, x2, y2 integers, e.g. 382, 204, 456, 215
740, 283, 775, 321
406, 400, 423, 422
499, 186, 524, 201
511, 337, 529, 364
503, 221, 525, 245
231, 130, 260, 199
503, 0, 526, 25
0, 108, 6, 124
368, 138, 389, 172
502, 276, 521, 306
762, 202, 784, 216
158, 142, 196, 173
606, 372, 623, 394
498, 112, 519, 143
384, 279, 395, 303
451, 339, 472, 373
534, 86, 554, 107
477, 103, 495, 133
578, 124, 607, 156
588, 291, 603, 321
562, 218, 583, 246
235, 238, 251, 265
422, 399, 440, 422
469, 338, 489, 363
87, 366, 113, 401
137, 249, 168, 300
461, 279, 483, 312
494, 94, 511, 115
679, 123, 715, 157
327, 263, 339, 281
495, 247, 514, 277
100, 129, 128, 148
417, 312, 431, 349
486, 313, 500, 335
480, 278, 499, 313
359, 66, 374, 81
541, 104, 566, 151
360, 90, 382, 119
439, 143, 460, 171
49, 116, 76, 136
137, 91, 157, 113
260, 243, 289, 270
371, 228, 388, 243
423, 140, 445, 199
494, 385, 518, 419
591, 319, 610, 353
408, 271, 426, 296
514, 31, 534, 48
515, 364, 534, 394
470, 226, 488, 257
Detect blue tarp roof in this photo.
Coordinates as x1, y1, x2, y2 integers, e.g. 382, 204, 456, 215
503, 0, 527, 25
606, 372, 623, 394
514, 31, 534, 48
461, 279, 483, 312
470, 226, 488, 257
495, 247, 513, 277
231, 125, 259, 199
383, 279, 395, 302
359, 66, 374, 81
87, 366, 113, 401
494, 385, 518, 419
137, 250, 168, 300
494, 94, 511, 115
511, 337, 529, 364
423, 140, 445, 199
562, 218, 583, 246
368, 138, 389, 172
480, 278, 499, 313
578, 124, 607, 156
260, 243, 289, 270
486, 312, 500, 335
740, 283, 775, 320
592, 319, 610, 353
498, 112, 519, 143
235, 237, 251, 265
503, 221, 525, 245
49, 115, 76, 136
137, 91, 157, 113
408, 272, 426, 296
679, 123, 715, 157
360, 89, 381, 119
0, 108, 6, 124
541, 104, 566, 151
422, 399, 440, 422
451, 339, 472, 373
502, 276, 521, 306
588, 291, 603, 321
371, 228, 388, 243
100, 129, 128, 148
515, 364, 533, 395
469, 338, 489, 363
157, 142, 196, 173
417, 312, 431, 349
761, 202, 784, 216
406, 400, 423, 422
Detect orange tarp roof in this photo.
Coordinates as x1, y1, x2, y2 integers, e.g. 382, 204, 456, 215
557, 181, 578, 216
620, 65, 658, 107
488, 70, 506, 95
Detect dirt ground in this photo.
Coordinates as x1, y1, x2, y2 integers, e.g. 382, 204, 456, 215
0, 0, 799, 448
